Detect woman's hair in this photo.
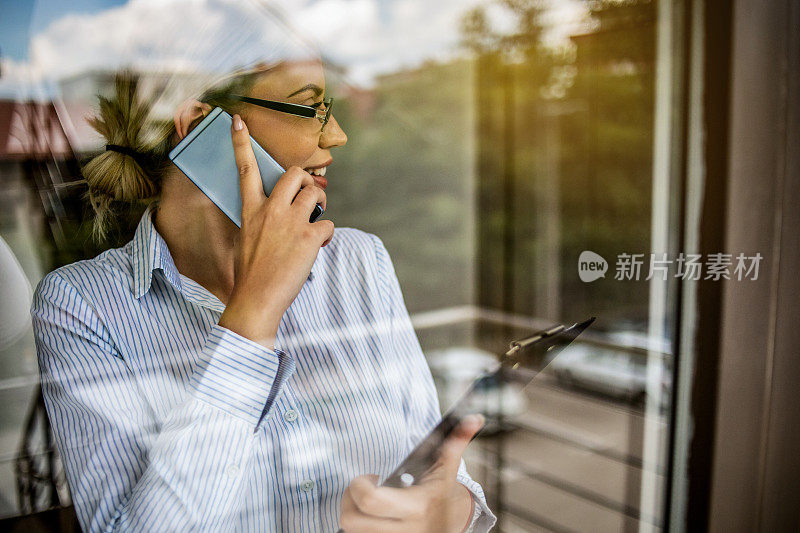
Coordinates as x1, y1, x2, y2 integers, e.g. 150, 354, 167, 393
81, 68, 266, 241
82, 73, 173, 241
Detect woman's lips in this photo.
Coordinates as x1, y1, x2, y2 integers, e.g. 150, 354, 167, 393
312, 175, 327, 189
305, 159, 332, 189
305, 159, 332, 171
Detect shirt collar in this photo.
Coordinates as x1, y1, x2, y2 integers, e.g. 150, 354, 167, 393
130, 204, 316, 302
131, 204, 183, 299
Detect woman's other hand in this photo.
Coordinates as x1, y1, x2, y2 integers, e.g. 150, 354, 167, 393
218, 114, 334, 350
339, 415, 485, 533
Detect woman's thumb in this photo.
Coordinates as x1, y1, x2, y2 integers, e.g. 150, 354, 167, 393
439, 414, 485, 478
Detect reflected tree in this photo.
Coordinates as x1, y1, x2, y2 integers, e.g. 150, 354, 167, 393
462, 0, 656, 330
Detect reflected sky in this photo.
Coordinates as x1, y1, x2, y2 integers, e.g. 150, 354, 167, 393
0, 0, 587, 97
0, 0, 127, 60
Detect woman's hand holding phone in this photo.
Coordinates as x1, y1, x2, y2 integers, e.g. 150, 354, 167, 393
218, 114, 334, 350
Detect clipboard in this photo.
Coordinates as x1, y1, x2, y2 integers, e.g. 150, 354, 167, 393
381, 316, 596, 489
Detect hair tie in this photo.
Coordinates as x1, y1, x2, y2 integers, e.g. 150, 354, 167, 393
106, 144, 152, 168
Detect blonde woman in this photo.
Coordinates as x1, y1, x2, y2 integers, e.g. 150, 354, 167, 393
31, 58, 495, 532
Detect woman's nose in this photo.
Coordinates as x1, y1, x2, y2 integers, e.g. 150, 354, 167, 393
319, 115, 347, 149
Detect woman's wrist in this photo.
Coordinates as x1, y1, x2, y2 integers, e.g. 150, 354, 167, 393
449, 483, 474, 533
219, 297, 282, 351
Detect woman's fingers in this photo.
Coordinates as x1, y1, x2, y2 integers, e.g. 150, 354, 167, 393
342, 416, 485, 526
270, 166, 316, 206
231, 114, 265, 214
346, 475, 426, 519
319, 219, 335, 247
230, 116, 320, 219
436, 414, 485, 480
339, 487, 410, 533
292, 182, 327, 215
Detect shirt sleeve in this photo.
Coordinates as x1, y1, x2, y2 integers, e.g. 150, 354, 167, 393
31, 271, 292, 532
371, 235, 497, 532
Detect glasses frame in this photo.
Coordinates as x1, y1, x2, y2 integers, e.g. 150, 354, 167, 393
231, 95, 334, 132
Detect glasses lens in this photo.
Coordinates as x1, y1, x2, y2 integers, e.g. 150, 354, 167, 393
321, 98, 333, 132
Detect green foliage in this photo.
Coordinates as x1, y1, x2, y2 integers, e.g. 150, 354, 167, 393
325, 61, 477, 312
329, 0, 657, 329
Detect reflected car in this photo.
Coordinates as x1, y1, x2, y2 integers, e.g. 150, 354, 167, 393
426, 347, 527, 432
547, 344, 672, 409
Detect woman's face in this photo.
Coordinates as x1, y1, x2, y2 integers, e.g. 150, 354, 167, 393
237, 59, 347, 190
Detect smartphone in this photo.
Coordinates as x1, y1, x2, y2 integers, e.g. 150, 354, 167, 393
168, 106, 323, 227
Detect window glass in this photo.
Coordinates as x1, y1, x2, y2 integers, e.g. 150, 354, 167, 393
0, 1, 675, 530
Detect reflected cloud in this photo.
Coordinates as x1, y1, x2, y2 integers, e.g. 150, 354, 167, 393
1, 0, 588, 97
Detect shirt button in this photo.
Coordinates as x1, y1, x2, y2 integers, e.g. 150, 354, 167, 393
283, 409, 299, 422
226, 464, 240, 478
300, 479, 315, 492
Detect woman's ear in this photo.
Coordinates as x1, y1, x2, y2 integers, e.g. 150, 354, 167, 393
173, 99, 213, 140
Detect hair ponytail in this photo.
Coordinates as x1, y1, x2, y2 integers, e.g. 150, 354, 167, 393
82, 73, 172, 241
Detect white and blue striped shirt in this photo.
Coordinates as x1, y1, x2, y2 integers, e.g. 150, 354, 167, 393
31, 206, 495, 532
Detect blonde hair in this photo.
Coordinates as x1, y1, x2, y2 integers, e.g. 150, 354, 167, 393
82, 73, 173, 241
82, 68, 270, 242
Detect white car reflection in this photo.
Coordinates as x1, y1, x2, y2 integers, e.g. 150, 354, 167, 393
427, 347, 527, 433
547, 344, 672, 409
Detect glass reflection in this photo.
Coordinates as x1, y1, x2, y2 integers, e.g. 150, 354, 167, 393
0, 0, 673, 530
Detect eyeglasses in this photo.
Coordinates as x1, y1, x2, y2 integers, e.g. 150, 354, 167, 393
231, 95, 334, 133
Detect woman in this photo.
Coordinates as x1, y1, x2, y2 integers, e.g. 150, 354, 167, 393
31, 58, 495, 532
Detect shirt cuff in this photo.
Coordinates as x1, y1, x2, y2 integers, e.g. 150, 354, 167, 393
190, 323, 291, 428
457, 474, 498, 533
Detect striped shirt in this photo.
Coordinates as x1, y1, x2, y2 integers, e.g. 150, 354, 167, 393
31, 206, 496, 532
